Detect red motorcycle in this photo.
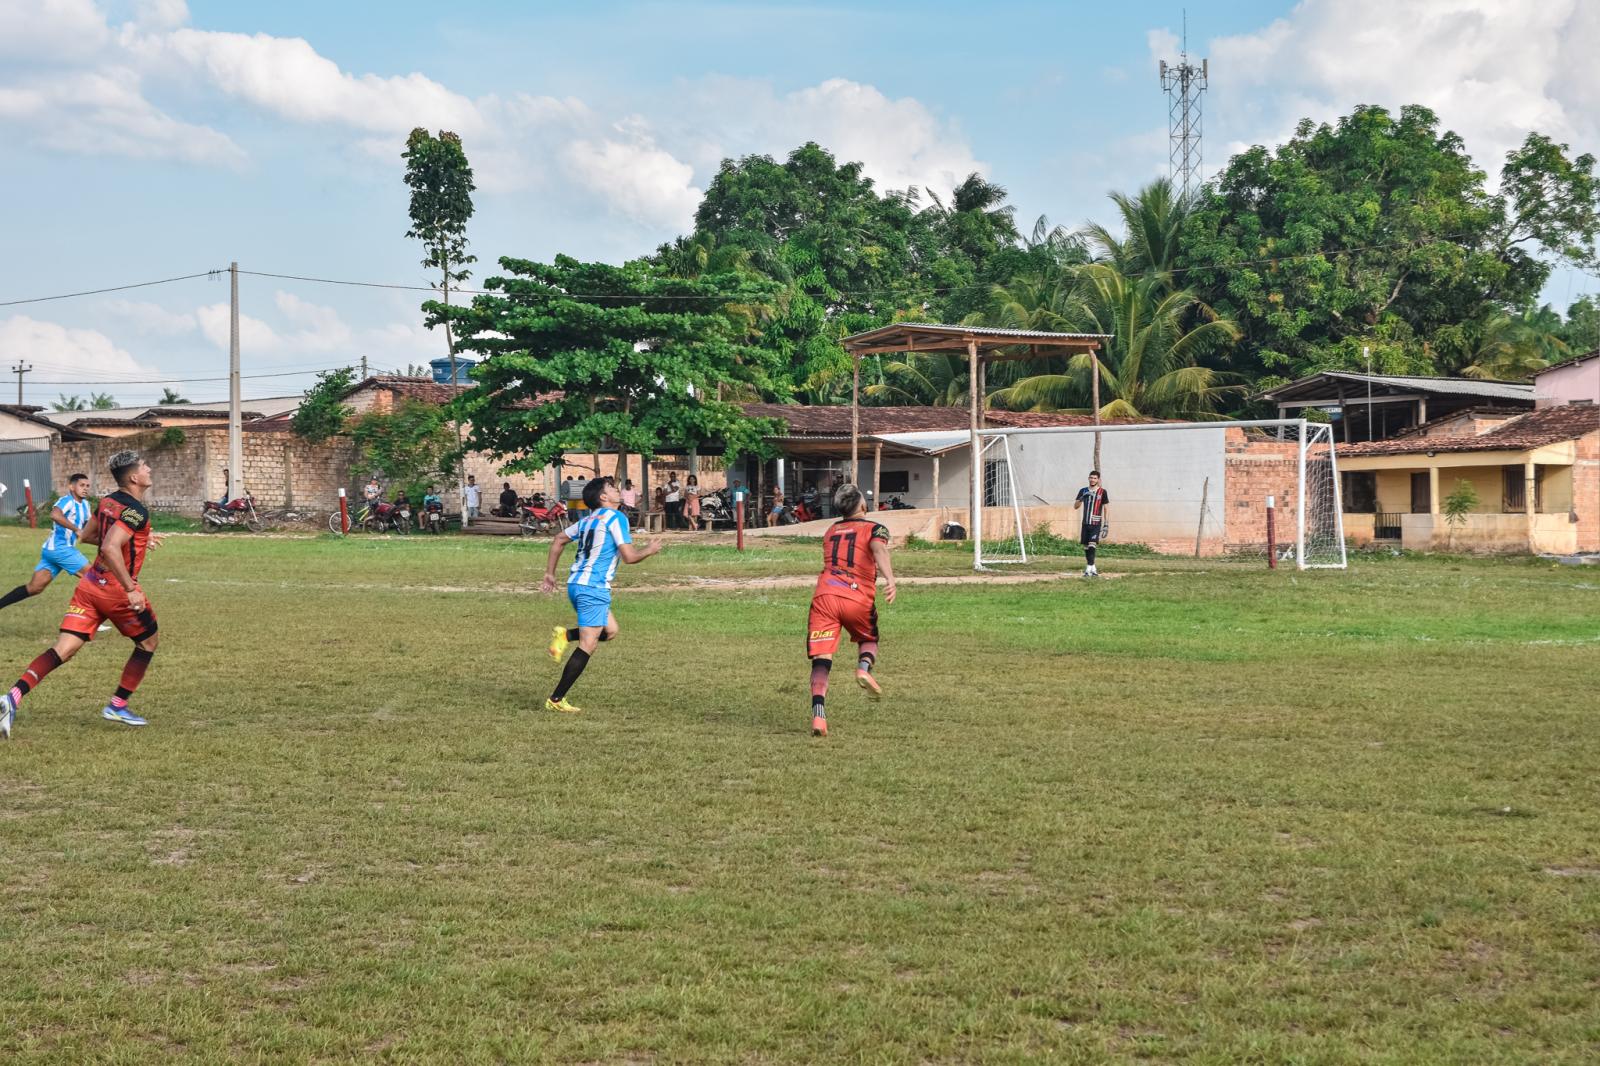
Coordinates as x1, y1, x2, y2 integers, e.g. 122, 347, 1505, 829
202, 495, 263, 532
519, 495, 568, 536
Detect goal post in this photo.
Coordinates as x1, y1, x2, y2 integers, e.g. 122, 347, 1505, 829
971, 419, 1347, 571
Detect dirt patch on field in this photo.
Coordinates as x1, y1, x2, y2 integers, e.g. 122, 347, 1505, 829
160, 570, 1121, 598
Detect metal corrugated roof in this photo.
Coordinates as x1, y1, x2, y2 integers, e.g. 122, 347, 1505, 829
844, 322, 1111, 343
869, 430, 972, 455
1258, 371, 1536, 402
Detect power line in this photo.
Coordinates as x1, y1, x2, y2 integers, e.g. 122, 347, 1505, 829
0, 270, 222, 308
25, 366, 347, 386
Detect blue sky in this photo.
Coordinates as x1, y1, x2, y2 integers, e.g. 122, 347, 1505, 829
2, 0, 1596, 406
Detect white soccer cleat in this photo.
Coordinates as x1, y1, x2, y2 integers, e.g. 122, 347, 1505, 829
0, 692, 15, 740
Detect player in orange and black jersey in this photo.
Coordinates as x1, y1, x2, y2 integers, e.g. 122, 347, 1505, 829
804, 483, 897, 738
0, 450, 162, 739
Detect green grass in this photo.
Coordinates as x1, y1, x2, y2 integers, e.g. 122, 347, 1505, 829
1, 527, 1597, 1063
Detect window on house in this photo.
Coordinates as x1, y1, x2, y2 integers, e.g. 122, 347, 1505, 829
879, 470, 910, 494
1342, 472, 1377, 513
1502, 466, 1544, 513
1410, 472, 1431, 514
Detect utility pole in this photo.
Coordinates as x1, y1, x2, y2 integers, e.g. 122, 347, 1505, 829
359, 355, 368, 380
1158, 11, 1209, 197
229, 262, 242, 503
11, 362, 32, 405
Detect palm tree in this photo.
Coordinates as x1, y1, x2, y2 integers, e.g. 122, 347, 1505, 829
51, 394, 88, 412
862, 351, 968, 406
987, 264, 1243, 419
158, 387, 190, 404
1082, 177, 1194, 277
1433, 310, 1563, 381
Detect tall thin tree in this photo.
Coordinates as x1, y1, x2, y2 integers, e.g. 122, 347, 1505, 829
403, 129, 476, 513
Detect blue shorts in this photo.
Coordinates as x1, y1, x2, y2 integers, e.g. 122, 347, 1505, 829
35, 544, 89, 577
567, 583, 613, 629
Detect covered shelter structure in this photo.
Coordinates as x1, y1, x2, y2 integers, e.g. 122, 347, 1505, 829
839, 323, 1110, 522
1255, 372, 1535, 443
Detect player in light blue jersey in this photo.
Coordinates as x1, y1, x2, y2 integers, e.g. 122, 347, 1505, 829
539, 476, 661, 713
0, 472, 99, 615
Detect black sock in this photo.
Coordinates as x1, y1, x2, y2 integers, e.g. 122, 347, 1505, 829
565, 628, 609, 642
0, 584, 32, 610
857, 651, 876, 673
1085, 544, 1097, 567
551, 648, 591, 701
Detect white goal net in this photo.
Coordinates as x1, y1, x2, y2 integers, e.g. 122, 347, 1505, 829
972, 419, 1347, 571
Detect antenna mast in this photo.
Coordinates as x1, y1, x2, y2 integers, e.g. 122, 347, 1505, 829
1158, 12, 1209, 196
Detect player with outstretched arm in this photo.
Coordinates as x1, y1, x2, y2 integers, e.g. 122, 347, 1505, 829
0, 451, 163, 739
805, 483, 896, 737
541, 477, 661, 713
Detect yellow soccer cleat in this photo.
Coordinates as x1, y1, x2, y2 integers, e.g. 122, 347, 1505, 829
545, 697, 582, 714
548, 625, 569, 661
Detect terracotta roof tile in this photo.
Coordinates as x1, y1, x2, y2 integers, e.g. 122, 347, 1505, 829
1341, 403, 1599, 456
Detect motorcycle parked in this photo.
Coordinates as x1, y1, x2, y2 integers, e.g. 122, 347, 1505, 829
420, 495, 446, 534
879, 495, 913, 510
699, 489, 734, 528
365, 499, 412, 534
519, 495, 568, 536
202, 495, 264, 533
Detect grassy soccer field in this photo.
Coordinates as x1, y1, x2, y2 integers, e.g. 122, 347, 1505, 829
1, 527, 1597, 1063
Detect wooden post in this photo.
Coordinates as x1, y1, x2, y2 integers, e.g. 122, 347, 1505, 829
1091, 349, 1102, 472
932, 454, 941, 511
851, 355, 860, 486
640, 458, 651, 532
338, 487, 350, 535
967, 338, 980, 554
1525, 458, 1538, 553
1195, 475, 1210, 557
872, 441, 883, 511
1266, 494, 1277, 569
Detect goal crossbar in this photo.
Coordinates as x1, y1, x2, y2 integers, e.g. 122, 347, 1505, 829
970, 418, 1347, 571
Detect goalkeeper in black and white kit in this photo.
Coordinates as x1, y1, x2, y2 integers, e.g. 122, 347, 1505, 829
1074, 470, 1109, 577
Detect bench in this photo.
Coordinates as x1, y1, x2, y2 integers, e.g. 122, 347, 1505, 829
641, 509, 666, 533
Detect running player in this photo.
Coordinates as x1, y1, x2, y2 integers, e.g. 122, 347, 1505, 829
805, 483, 896, 737
1073, 469, 1109, 577
0, 472, 95, 614
540, 476, 661, 713
0, 450, 161, 739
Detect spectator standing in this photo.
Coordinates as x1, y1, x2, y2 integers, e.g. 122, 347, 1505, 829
664, 474, 683, 530
767, 487, 786, 527
684, 475, 703, 531
464, 475, 482, 520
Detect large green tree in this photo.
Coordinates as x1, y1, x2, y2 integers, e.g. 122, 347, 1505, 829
1179, 105, 1600, 384
441, 256, 784, 471
403, 128, 476, 381
350, 399, 459, 504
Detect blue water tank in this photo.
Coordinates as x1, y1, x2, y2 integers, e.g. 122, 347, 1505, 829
429, 356, 477, 384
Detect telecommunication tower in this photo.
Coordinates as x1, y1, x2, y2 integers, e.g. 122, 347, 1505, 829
1158, 15, 1209, 196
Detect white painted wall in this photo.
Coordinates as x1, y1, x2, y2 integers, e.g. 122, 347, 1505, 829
899, 428, 1230, 548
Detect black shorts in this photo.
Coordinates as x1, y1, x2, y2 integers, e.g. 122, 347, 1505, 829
1080, 522, 1103, 546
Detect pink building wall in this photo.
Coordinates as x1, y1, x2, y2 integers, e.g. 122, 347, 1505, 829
1535, 355, 1600, 408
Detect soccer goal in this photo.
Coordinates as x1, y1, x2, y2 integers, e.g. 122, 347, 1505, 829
971, 419, 1347, 571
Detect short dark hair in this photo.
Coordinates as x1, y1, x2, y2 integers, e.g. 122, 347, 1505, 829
109, 450, 143, 486
581, 476, 608, 510
1089, 469, 1101, 477
834, 482, 864, 515
69, 472, 89, 484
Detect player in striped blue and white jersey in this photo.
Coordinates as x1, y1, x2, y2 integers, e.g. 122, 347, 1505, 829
0, 472, 98, 614
539, 476, 662, 713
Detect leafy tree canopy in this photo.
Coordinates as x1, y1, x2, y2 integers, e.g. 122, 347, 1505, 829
441, 255, 786, 471
1179, 105, 1600, 383
291, 367, 356, 443
350, 398, 458, 505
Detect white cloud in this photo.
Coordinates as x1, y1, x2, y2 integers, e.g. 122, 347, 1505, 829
1205, 0, 1600, 178
0, 0, 109, 60
562, 132, 703, 229
195, 302, 280, 352
0, 314, 156, 383
677, 76, 985, 197
101, 299, 197, 335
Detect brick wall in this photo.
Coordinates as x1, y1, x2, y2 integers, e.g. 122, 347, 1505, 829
1222, 431, 1305, 553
